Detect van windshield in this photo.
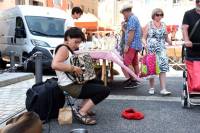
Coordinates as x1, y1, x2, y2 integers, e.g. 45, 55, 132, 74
25, 16, 65, 37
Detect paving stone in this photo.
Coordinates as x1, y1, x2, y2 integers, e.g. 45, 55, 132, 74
0, 76, 54, 124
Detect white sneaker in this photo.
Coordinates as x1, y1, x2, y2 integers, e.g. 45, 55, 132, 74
160, 89, 171, 95
148, 88, 155, 95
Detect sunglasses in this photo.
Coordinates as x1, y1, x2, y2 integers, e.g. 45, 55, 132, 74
196, 0, 200, 3
155, 13, 163, 17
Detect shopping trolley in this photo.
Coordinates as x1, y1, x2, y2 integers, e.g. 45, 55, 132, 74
181, 43, 200, 108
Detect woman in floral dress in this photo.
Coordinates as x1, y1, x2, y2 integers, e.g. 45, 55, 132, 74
142, 8, 172, 95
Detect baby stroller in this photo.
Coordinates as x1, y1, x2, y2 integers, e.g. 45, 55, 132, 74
181, 43, 200, 108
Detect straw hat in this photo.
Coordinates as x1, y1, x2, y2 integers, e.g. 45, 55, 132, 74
120, 4, 132, 13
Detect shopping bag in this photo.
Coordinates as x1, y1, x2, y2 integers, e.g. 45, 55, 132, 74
140, 53, 160, 78
186, 60, 200, 92
140, 55, 148, 77
58, 107, 72, 125
146, 53, 156, 75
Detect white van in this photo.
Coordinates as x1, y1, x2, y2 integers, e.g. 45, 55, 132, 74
0, 5, 66, 70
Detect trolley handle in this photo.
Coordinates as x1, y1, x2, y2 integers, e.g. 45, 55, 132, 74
181, 43, 200, 63
180, 43, 200, 46
192, 43, 200, 46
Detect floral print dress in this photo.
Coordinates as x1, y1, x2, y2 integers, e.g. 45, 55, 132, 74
146, 21, 169, 73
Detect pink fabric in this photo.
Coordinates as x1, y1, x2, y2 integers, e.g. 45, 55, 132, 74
75, 50, 140, 81
121, 68, 130, 78
186, 60, 200, 92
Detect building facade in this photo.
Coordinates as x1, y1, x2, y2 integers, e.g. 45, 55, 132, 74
134, 0, 196, 26
68, 0, 98, 16
0, 0, 197, 29
46, 0, 68, 11
98, 0, 196, 29
0, 0, 46, 10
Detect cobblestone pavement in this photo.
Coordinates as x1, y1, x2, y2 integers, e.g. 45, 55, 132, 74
0, 78, 34, 124
0, 76, 53, 125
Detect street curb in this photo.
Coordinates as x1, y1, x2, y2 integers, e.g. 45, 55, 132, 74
0, 72, 34, 87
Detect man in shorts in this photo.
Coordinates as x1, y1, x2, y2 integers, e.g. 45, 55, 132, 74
120, 4, 143, 88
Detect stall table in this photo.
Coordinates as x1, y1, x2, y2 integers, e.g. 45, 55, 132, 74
75, 50, 140, 86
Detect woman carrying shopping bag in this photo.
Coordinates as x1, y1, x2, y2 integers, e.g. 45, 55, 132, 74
142, 8, 172, 95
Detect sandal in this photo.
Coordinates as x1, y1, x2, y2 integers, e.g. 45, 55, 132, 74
87, 111, 96, 116
77, 106, 96, 116
74, 111, 96, 125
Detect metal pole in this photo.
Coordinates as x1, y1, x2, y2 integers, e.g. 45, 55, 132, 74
35, 51, 43, 84
9, 51, 16, 72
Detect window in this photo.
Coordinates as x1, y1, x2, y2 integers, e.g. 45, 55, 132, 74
25, 16, 65, 37
173, 0, 180, 4
16, 17, 25, 30
81, 5, 85, 11
32, 1, 43, 6
16, 17, 26, 38
69, 1, 74, 9
16, 0, 25, 5
53, 0, 62, 5
172, 0, 181, 6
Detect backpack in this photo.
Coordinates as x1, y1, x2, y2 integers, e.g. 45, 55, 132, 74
25, 78, 65, 121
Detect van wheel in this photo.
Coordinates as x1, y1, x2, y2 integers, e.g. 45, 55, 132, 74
0, 58, 7, 69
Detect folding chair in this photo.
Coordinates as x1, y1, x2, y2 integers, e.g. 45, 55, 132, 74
63, 91, 77, 113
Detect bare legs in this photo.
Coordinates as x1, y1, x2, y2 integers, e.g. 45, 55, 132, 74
149, 72, 165, 89
149, 78, 155, 88
148, 72, 171, 95
79, 99, 94, 116
133, 64, 140, 77
159, 72, 166, 90
74, 99, 96, 125
128, 64, 139, 80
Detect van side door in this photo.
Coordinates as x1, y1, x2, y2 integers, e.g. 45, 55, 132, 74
0, 16, 16, 62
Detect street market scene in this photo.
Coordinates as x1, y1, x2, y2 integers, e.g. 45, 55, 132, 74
0, 0, 200, 133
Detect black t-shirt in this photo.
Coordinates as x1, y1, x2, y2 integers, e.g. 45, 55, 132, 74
182, 8, 200, 60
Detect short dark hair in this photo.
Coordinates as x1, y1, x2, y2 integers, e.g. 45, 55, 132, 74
72, 7, 83, 15
64, 27, 86, 42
